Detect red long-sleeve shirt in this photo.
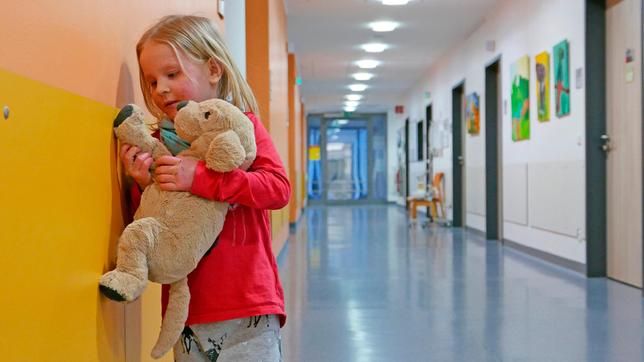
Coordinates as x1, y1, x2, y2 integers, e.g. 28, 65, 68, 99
153, 112, 289, 326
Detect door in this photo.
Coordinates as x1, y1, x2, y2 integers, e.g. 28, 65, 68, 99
324, 119, 369, 202
452, 84, 465, 226
606, 0, 643, 287
485, 60, 502, 240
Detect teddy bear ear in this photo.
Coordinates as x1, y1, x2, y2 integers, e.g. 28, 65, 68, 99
113, 105, 134, 128
198, 107, 222, 132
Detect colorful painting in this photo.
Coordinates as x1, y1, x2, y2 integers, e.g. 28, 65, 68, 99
511, 55, 530, 141
535, 51, 550, 122
465, 92, 480, 135
553, 40, 570, 117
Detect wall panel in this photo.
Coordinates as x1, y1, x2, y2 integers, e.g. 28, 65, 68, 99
0, 69, 129, 361
529, 161, 585, 238
503, 163, 529, 226
0, 1, 226, 359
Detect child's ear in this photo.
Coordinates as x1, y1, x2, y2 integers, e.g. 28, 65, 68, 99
207, 58, 223, 85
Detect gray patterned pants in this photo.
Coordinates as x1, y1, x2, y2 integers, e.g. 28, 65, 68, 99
174, 314, 282, 362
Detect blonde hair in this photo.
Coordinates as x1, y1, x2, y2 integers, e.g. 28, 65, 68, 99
136, 15, 258, 119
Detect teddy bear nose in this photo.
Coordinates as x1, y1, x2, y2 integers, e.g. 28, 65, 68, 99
113, 105, 133, 128
176, 101, 189, 111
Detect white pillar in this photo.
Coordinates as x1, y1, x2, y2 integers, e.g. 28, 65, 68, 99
224, 0, 247, 78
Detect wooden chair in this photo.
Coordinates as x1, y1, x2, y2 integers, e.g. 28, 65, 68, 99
429, 172, 446, 221
407, 171, 445, 224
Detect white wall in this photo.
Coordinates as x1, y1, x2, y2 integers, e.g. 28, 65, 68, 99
398, 0, 586, 263
387, 109, 408, 204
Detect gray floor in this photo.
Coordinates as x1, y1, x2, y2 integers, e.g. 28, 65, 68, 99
278, 205, 644, 362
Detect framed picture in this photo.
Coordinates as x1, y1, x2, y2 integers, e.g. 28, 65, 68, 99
511, 55, 530, 141
465, 92, 480, 135
218, 0, 225, 19
535, 51, 550, 122
553, 40, 570, 117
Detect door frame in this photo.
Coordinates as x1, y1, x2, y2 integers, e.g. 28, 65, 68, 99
585, 0, 608, 278
641, 0, 644, 295
426, 104, 433, 217
485, 57, 502, 241
405, 117, 411, 205
452, 82, 465, 227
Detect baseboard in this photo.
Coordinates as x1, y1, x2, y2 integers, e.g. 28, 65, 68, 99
289, 207, 306, 229
276, 239, 289, 267
465, 226, 485, 237
503, 238, 586, 274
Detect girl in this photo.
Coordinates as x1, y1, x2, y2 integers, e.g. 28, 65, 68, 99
120, 15, 289, 361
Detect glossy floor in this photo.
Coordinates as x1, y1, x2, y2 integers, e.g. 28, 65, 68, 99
278, 205, 644, 362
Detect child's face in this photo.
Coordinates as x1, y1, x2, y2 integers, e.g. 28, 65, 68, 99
139, 40, 221, 120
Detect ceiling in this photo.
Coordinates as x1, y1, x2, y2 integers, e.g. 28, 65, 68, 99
284, 0, 501, 114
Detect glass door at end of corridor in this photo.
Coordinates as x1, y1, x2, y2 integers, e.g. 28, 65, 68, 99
324, 119, 369, 202
307, 116, 386, 204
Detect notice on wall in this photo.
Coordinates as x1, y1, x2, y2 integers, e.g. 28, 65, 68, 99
626, 64, 634, 83
309, 145, 320, 160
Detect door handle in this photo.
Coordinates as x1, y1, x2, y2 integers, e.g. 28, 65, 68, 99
600, 134, 612, 153
458, 156, 464, 166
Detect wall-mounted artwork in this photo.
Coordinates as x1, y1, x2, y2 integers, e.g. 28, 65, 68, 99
553, 40, 570, 117
511, 55, 530, 141
466, 92, 480, 135
535, 51, 550, 122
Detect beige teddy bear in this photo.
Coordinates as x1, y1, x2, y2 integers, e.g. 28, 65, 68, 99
99, 99, 256, 359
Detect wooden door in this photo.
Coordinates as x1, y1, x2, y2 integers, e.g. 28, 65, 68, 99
606, 0, 643, 287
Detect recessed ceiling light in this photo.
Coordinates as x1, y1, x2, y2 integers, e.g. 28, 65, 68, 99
344, 106, 357, 112
361, 43, 387, 53
346, 94, 363, 101
353, 73, 374, 81
356, 60, 380, 69
382, 0, 409, 5
349, 84, 368, 92
370, 21, 399, 32
345, 101, 360, 107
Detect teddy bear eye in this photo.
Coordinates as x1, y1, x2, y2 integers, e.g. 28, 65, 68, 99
204, 111, 211, 119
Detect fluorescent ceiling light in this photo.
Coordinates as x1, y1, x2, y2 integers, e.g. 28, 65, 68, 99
356, 60, 380, 69
346, 94, 363, 101
382, 0, 409, 5
345, 101, 360, 107
349, 84, 368, 92
336, 119, 349, 125
362, 43, 387, 53
370, 21, 399, 32
353, 72, 374, 81
344, 106, 357, 112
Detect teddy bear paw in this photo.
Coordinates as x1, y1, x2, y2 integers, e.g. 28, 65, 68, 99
99, 270, 147, 302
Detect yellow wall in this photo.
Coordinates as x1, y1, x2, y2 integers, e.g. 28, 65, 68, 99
246, 0, 291, 253
0, 2, 222, 360
0, 69, 126, 361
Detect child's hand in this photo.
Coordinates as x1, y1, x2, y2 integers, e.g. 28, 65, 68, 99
154, 156, 198, 192
120, 144, 153, 189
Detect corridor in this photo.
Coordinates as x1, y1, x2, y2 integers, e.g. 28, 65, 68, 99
280, 205, 644, 362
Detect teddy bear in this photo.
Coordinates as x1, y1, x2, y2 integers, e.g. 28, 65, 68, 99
99, 98, 256, 359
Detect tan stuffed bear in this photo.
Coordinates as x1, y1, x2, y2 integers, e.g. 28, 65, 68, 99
99, 98, 256, 359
